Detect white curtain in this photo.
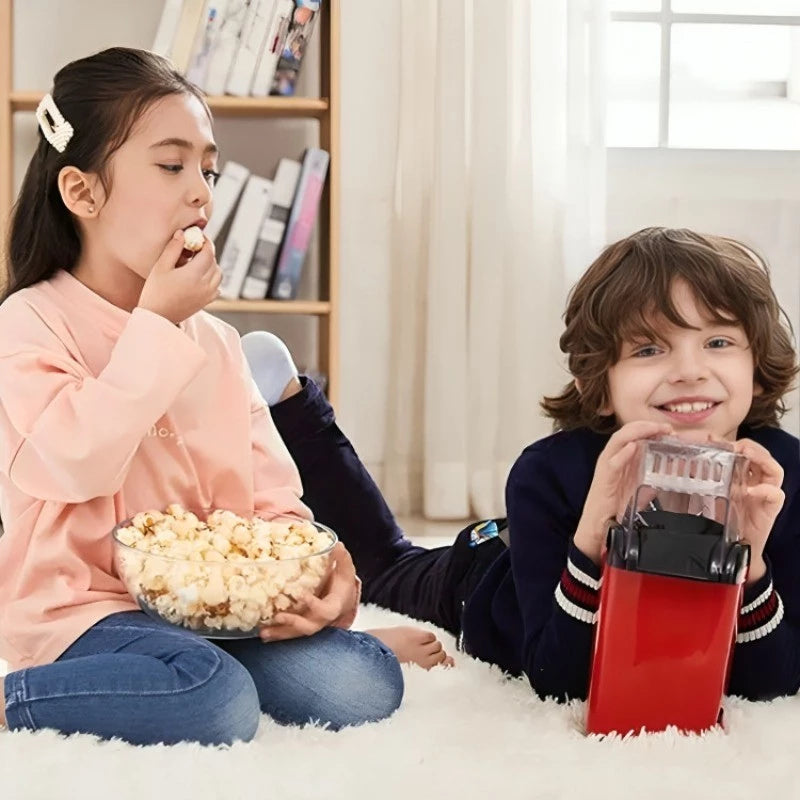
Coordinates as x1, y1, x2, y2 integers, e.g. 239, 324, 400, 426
383, 0, 608, 519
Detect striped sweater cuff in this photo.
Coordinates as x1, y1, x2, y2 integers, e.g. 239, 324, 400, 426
555, 543, 602, 624
737, 566, 783, 644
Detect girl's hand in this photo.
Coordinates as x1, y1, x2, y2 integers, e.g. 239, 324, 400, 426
259, 542, 362, 642
574, 421, 673, 564
734, 438, 785, 584
138, 229, 222, 324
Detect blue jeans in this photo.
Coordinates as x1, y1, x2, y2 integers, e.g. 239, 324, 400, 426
3, 611, 403, 746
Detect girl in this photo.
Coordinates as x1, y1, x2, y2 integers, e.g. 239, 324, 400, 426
460, 227, 800, 703
0, 46, 459, 747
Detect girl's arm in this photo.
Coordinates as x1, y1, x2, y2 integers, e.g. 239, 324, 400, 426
0, 307, 205, 503
506, 443, 599, 701
242, 352, 311, 521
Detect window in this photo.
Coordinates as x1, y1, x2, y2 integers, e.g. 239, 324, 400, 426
608, 1, 800, 149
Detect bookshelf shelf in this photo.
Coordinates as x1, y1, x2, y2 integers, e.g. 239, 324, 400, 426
208, 95, 329, 118
0, 0, 340, 405
207, 299, 330, 315
9, 91, 330, 119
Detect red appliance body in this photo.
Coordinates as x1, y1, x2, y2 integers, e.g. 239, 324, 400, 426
584, 437, 751, 737
586, 565, 742, 735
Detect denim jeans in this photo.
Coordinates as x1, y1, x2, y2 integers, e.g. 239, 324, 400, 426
3, 611, 403, 746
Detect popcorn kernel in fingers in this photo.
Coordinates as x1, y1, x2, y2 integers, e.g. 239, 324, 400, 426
182, 226, 205, 252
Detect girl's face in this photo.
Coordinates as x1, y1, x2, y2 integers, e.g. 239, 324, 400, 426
605, 280, 758, 441
89, 93, 218, 282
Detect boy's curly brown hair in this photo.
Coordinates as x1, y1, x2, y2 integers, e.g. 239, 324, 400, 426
541, 227, 798, 433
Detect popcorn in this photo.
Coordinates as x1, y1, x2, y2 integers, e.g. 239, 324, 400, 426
182, 226, 205, 252
113, 505, 334, 635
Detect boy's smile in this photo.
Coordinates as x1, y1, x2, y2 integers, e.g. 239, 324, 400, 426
606, 280, 758, 441
655, 396, 721, 425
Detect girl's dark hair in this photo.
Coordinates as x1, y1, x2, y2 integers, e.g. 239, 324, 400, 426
541, 227, 799, 433
3, 47, 210, 300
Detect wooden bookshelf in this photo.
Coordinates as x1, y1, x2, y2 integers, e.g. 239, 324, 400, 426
208, 299, 330, 315
9, 90, 330, 118
0, 0, 340, 406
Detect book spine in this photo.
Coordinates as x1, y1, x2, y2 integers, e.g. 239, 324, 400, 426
218, 175, 273, 299
186, 0, 231, 87
240, 217, 284, 299
250, 0, 294, 97
268, 148, 329, 300
205, 160, 251, 241
203, 0, 252, 96
270, 0, 321, 97
239, 158, 300, 298
170, 0, 208, 73
152, 0, 185, 56
224, 0, 274, 96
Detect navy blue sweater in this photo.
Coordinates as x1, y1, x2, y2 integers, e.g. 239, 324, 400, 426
461, 424, 800, 702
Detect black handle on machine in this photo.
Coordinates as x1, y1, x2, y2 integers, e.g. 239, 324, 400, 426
606, 509, 750, 584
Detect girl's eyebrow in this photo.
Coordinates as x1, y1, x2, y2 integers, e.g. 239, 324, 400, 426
149, 137, 219, 155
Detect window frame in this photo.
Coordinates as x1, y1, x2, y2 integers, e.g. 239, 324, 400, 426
610, 2, 800, 148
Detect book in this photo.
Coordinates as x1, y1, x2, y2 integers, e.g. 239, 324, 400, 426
218, 175, 273, 299
268, 148, 329, 300
270, 0, 321, 97
239, 181, 276, 300
205, 160, 251, 241
240, 158, 301, 299
169, 0, 208, 73
225, 0, 276, 96
186, 0, 232, 87
152, 0, 185, 57
203, 0, 252, 95
250, 0, 294, 97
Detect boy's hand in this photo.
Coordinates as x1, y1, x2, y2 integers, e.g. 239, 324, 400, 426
574, 421, 673, 564
138, 230, 222, 324
258, 542, 362, 641
733, 438, 785, 584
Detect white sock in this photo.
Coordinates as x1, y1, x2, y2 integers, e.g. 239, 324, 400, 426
241, 331, 299, 407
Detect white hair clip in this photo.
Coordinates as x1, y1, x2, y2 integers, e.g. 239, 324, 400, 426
36, 93, 74, 153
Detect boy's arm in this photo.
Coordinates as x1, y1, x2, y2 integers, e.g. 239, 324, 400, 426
727, 488, 800, 700
506, 445, 600, 701
0, 308, 206, 503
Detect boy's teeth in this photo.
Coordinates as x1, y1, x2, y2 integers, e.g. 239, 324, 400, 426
664, 401, 714, 413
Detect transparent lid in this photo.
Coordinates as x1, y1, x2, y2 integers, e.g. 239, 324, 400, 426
619, 436, 749, 543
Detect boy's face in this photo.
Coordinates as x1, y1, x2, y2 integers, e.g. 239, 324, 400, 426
605, 280, 757, 441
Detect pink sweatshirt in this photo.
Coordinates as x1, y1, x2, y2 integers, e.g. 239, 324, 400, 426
0, 270, 311, 671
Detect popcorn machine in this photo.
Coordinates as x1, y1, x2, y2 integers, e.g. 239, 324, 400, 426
585, 437, 751, 736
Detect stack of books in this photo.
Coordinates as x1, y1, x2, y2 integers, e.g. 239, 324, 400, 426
153, 0, 321, 97
209, 148, 330, 300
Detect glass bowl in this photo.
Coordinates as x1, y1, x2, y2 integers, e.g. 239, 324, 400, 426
111, 505, 337, 639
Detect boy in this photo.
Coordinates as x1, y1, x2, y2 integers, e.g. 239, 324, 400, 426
461, 227, 799, 702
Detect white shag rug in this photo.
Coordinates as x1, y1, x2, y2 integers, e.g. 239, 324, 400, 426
2, 604, 799, 800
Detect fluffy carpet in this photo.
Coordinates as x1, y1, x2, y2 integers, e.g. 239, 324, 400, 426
2, 604, 799, 800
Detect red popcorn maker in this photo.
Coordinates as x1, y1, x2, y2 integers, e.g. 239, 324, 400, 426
585, 437, 751, 736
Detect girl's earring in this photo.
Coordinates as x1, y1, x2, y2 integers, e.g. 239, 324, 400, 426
88, 205, 95, 214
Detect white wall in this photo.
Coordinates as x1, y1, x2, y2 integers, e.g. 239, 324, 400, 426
607, 148, 800, 436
